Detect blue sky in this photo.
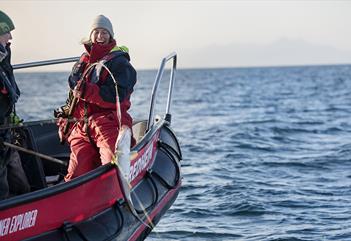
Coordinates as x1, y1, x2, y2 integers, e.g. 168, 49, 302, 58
2, 0, 351, 70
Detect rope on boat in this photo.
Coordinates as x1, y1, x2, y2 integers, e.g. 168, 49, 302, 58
3, 141, 67, 166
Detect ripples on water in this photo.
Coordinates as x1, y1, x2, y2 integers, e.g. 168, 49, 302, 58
15, 64, 351, 240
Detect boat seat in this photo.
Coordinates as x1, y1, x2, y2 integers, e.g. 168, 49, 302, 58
132, 120, 147, 143
18, 128, 48, 191
20, 122, 70, 190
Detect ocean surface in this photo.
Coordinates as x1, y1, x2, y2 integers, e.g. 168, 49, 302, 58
15, 64, 351, 241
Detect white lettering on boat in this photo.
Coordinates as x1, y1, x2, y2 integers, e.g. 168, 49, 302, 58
0, 209, 38, 237
130, 143, 153, 181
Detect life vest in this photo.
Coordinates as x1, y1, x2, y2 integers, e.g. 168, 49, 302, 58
69, 46, 130, 88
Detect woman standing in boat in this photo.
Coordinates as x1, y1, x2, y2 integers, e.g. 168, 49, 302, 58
57, 15, 137, 181
0, 10, 30, 199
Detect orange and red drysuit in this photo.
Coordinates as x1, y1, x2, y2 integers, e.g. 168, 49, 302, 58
63, 40, 136, 181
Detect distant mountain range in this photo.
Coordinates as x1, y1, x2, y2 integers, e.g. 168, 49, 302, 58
180, 38, 351, 68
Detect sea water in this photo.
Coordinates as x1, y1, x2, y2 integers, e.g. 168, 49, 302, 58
15, 64, 351, 241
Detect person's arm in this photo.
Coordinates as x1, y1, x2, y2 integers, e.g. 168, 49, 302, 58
80, 56, 137, 108
68, 54, 88, 89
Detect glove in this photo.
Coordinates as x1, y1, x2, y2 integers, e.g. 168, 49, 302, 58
10, 112, 23, 125
54, 105, 70, 118
54, 107, 64, 118
72, 89, 82, 99
56, 117, 70, 144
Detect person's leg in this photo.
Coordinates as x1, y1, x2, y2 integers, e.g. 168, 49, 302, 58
0, 165, 9, 200
98, 132, 118, 165
0, 130, 10, 199
7, 149, 30, 195
90, 113, 118, 165
65, 125, 100, 181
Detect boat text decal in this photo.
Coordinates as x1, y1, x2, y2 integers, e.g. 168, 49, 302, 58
130, 142, 154, 181
0, 209, 38, 237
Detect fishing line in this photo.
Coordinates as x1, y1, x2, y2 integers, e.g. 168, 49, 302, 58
94, 61, 155, 229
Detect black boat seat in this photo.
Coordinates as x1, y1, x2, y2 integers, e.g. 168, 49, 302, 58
19, 122, 70, 191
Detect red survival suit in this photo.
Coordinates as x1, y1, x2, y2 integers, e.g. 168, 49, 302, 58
63, 40, 137, 181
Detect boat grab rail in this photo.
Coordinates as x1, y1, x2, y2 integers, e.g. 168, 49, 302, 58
12, 53, 177, 132
13, 57, 80, 70
147, 52, 177, 132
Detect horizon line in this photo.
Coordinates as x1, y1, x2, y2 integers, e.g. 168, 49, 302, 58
13, 62, 351, 74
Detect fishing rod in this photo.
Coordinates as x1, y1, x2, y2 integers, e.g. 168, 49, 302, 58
3, 141, 67, 166
13, 57, 80, 70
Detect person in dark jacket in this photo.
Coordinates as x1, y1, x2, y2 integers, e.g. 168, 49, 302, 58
0, 10, 30, 200
57, 15, 137, 181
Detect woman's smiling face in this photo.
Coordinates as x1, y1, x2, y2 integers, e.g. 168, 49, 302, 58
91, 28, 110, 45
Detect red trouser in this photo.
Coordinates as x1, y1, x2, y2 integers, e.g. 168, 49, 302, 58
65, 112, 119, 181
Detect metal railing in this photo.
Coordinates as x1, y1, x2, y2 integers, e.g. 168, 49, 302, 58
13, 57, 79, 70
147, 52, 177, 131
12, 53, 178, 132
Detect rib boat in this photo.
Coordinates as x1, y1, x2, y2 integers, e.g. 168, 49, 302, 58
0, 53, 182, 241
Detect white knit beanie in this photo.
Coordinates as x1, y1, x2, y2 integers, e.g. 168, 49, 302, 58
90, 15, 114, 38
